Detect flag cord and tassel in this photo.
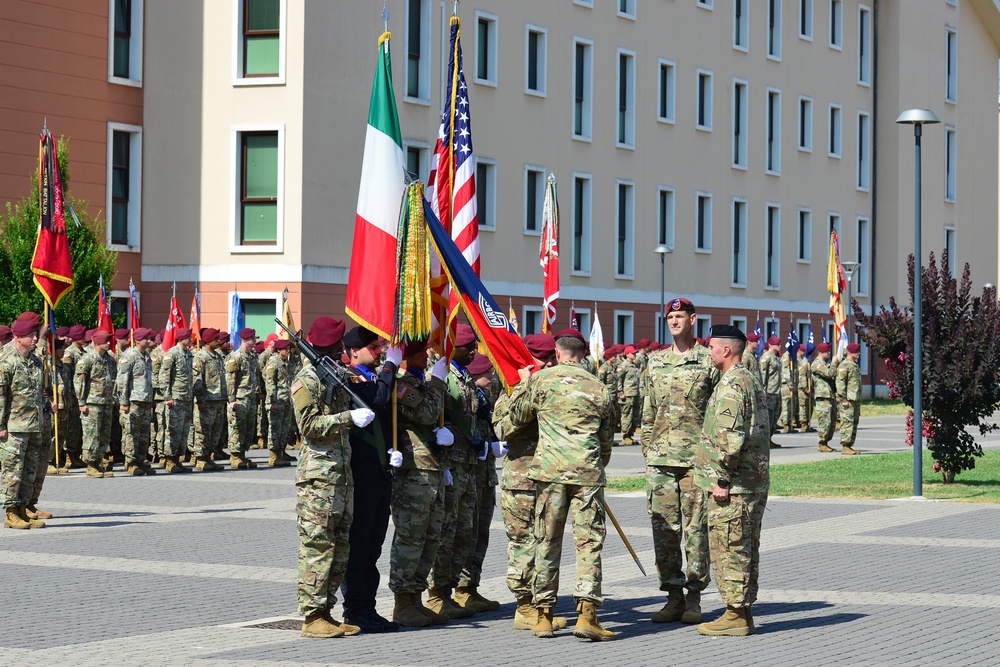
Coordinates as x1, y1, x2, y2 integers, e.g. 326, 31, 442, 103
392, 183, 433, 346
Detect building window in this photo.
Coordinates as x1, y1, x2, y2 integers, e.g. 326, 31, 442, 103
946, 27, 957, 103
945, 227, 956, 277
522, 306, 543, 335
657, 187, 675, 248
406, 0, 430, 100
766, 88, 781, 174
109, 0, 143, 83
856, 217, 870, 295
829, 0, 843, 49
828, 103, 842, 158
525, 25, 547, 95
695, 316, 712, 340
525, 166, 545, 233
768, 0, 783, 59
828, 211, 841, 237
696, 192, 713, 252
697, 69, 714, 131
798, 96, 813, 151
618, 0, 636, 19
616, 180, 635, 278
797, 208, 812, 262
731, 316, 748, 334
573, 0, 593, 7
800, 0, 813, 40
944, 126, 956, 202
658, 60, 676, 123
858, 5, 871, 85
241, 298, 280, 337
733, 79, 748, 168
732, 198, 748, 287
110, 290, 130, 326
857, 111, 871, 190
404, 142, 429, 183
475, 12, 498, 85
572, 173, 592, 273
697, 0, 714, 9
734, 0, 748, 50
765, 204, 780, 289
617, 50, 636, 147
574, 310, 591, 337
241, 0, 282, 78
573, 39, 594, 140
238, 130, 280, 246
107, 123, 142, 250
476, 158, 496, 230
615, 312, 634, 345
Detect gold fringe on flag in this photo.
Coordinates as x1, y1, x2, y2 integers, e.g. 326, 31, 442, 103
393, 183, 433, 343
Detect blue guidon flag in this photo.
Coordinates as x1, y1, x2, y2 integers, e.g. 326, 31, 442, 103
423, 199, 534, 391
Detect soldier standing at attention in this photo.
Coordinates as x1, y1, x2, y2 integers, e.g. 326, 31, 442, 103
292, 316, 374, 638
159, 327, 194, 473
192, 328, 227, 471
30, 334, 69, 520
264, 339, 295, 467
697, 325, 770, 637
116, 328, 157, 476
598, 347, 621, 434
811, 343, 838, 452
779, 342, 798, 433
759, 337, 783, 448
797, 344, 814, 432
619, 346, 641, 445
742, 333, 762, 384
256, 333, 278, 450
641, 297, 719, 625
60, 324, 88, 468
149, 330, 167, 465
225, 328, 260, 469
75, 329, 116, 478
837, 343, 863, 455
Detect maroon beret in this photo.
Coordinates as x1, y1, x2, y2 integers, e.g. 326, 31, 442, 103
603, 348, 615, 360
650, 341, 662, 351
847, 343, 861, 354
624, 345, 637, 355
817, 342, 831, 353
92, 330, 111, 345
134, 327, 155, 341
666, 298, 696, 313
155, 332, 164, 345
69, 324, 87, 341
55, 326, 70, 337
767, 336, 781, 346
454, 323, 477, 347
15, 311, 42, 326
10, 321, 38, 337
746, 333, 761, 342
0, 324, 11, 339
637, 338, 650, 348
115, 328, 129, 341
239, 327, 257, 340
464, 354, 494, 375
218, 331, 229, 343
554, 328, 586, 343
799, 344, 806, 352
201, 327, 220, 343
175, 327, 192, 341
274, 339, 290, 351
403, 339, 428, 357
309, 317, 345, 347
523, 333, 556, 359
254, 341, 266, 354
85, 329, 96, 342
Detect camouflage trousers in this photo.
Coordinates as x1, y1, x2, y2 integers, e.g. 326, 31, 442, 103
621, 395, 640, 438
797, 389, 812, 426
532, 481, 606, 608
152, 401, 166, 459
0, 432, 43, 509
194, 401, 226, 458
33, 419, 52, 506
766, 394, 781, 436
458, 463, 497, 588
120, 402, 152, 466
82, 404, 113, 464
815, 397, 836, 444
781, 387, 798, 428
646, 465, 711, 592
706, 492, 767, 608
389, 468, 445, 593
428, 462, 477, 590
296, 446, 354, 617
840, 400, 860, 446
500, 487, 536, 599
257, 394, 268, 445
163, 401, 192, 458
227, 400, 257, 455
63, 402, 82, 454
268, 400, 293, 453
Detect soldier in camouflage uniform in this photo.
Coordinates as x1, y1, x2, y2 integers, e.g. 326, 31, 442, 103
150, 331, 167, 464
759, 337, 782, 447
742, 333, 762, 384
29, 335, 71, 520
779, 343, 798, 433
0, 318, 48, 529
811, 342, 838, 452
598, 347, 621, 432
635, 338, 650, 420
256, 334, 277, 449
619, 346, 641, 445
292, 316, 371, 639
580, 349, 598, 376
506, 329, 615, 640
60, 324, 87, 468
116, 328, 157, 476
192, 328, 227, 471
159, 327, 194, 473
797, 345, 813, 432
696, 324, 770, 637
226, 328, 260, 469
75, 330, 116, 478
264, 338, 296, 467
837, 343, 863, 455
641, 297, 719, 625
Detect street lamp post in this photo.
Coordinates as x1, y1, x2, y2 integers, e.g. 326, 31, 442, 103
655, 244, 672, 344
897, 108, 940, 498
841, 261, 860, 344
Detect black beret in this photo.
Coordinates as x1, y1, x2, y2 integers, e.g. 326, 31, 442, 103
342, 325, 378, 350
709, 324, 746, 342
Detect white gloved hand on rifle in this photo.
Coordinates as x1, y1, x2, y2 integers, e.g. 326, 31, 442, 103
350, 408, 375, 428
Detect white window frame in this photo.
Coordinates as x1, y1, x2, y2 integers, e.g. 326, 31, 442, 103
733, 0, 749, 51
230, 124, 285, 254
731, 196, 748, 288
695, 191, 713, 253
108, 0, 144, 86
524, 165, 546, 235
616, 48, 637, 149
828, 211, 841, 237
768, 0, 783, 60
766, 87, 782, 175
475, 157, 497, 231
571, 172, 593, 275
857, 110, 871, 191
697, 0, 715, 10
857, 4, 872, 86
856, 216, 870, 296
615, 179, 635, 279
403, 139, 431, 184
229, 292, 282, 337
797, 207, 812, 263
731, 316, 748, 333
525, 24, 548, 97
765, 203, 781, 290
573, 308, 592, 338
614, 311, 635, 345
521, 305, 544, 335
944, 226, 957, 277
657, 59, 677, 124
732, 78, 749, 169
617, 0, 637, 20
944, 126, 956, 202
232, 0, 287, 87
828, 103, 842, 158
573, 0, 593, 7
696, 68, 714, 132
945, 26, 958, 104
695, 316, 712, 341
829, 0, 843, 50
656, 186, 676, 248
798, 95, 813, 152
404, 0, 431, 103
106, 122, 142, 252
109, 289, 131, 327
799, 0, 813, 41
474, 11, 498, 87
572, 37, 594, 142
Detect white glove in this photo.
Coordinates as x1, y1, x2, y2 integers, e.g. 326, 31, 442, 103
384, 345, 403, 367
430, 357, 449, 381
491, 441, 508, 458
350, 408, 375, 428
478, 446, 488, 461
444, 469, 453, 486
434, 427, 455, 446
388, 449, 403, 468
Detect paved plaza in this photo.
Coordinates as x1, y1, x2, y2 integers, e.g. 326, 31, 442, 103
3, 414, 1000, 666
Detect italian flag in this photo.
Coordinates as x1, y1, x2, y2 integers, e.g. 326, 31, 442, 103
346, 33, 406, 339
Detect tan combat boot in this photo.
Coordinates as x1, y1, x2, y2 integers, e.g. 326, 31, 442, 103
330, 617, 361, 636
414, 592, 449, 625
697, 606, 751, 636
467, 587, 501, 611
453, 586, 489, 612
230, 455, 249, 470
532, 607, 554, 638
85, 463, 106, 478
268, 451, 290, 467
127, 464, 146, 476
681, 590, 702, 624
241, 453, 258, 469
301, 612, 345, 638
573, 600, 615, 641
621, 436, 634, 446
4, 507, 30, 529
165, 456, 191, 474
842, 445, 861, 455
650, 586, 685, 623
17, 505, 45, 528
426, 587, 474, 620
818, 442, 836, 453
25, 504, 53, 520
195, 456, 222, 471
514, 596, 566, 630
392, 592, 431, 628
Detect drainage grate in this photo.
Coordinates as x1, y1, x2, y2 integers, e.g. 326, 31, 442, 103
245, 619, 301, 631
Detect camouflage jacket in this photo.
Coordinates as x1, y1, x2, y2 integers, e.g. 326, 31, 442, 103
696, 363, 770, 495
160, 345, 194, 401
507, 360, 613, 486
150, 346, 165, 401
780, 352, 798, 391
759, 350, 782, 395
742, 347, 762, 384
395, 369, 447, 471
444, 362, 487, 466
641, 345, 720, 467
493, 390, 537, 491
0, 348, 45, 433
258, 348, 274, 397
263, 353, 292, 404
811, 356, 837, 399
580, 355, 598, 377
291, 359, 354, 479
620, 359, 641, 398
797, 356, 812, 393
54, 358, 75, 414
225, 347, 260, 401
836, 357, 862, 402
75, 348, 117, 405
598, 360, 620, 401
193, 347, 227, 402
62, 343, 86, 376
116, 347, 154, 404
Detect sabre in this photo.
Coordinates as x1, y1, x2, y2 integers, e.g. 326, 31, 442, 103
601, 498, 646, 576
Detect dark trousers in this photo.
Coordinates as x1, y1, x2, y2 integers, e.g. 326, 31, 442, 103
342, 454, 392, 617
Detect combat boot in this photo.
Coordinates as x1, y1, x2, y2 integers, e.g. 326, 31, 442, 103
195, 456, 222, 471
453, 586, 489, 612
329, 617, 361, 636
621, 436, 634, 446
25, 504, 53, 520
85, 463, 106, 478
301, 612, 345, 638
230, 455, 249, 470
282, 449, 297, 462
415, 592, 449, 625
392, 592, 431, 628
426, 587, 474, 619
67, 451, 87, 469
650, 586, 685, 623
241, 453, 258, 469
127, 465, 146, 476
698, 605, 751, 636
532, 607, 554, 638
213, 448, 229, 461
681, 590, 702, 624
17, 505, 45, 528
818, 442, 836, 453
467, 587, 501, 611
514, 596, 566, 630
140, 461, 157, 475
4, 507, 30, 529
165, 456, 191, 474
842, 445, 861, 455
573, 600, 615, 641
268, 451, 290, 467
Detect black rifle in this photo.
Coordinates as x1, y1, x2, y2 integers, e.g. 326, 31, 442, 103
273, 318, 370, 411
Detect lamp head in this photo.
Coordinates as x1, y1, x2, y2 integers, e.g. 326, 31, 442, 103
654, 244, 673, 255
896, 109, 940, 125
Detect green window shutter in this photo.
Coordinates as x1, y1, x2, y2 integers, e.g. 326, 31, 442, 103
242, 300, 277, 338
244, 0, 280, 76
242, 132, 278, 243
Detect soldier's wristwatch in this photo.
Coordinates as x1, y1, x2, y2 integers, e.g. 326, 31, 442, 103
717, 479, 730, 489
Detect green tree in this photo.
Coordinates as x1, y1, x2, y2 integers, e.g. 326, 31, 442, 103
855, 250, 1000, 483
0, 137, 118, 327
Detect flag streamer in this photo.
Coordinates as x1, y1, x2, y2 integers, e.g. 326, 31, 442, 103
393, 183, 433, 343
